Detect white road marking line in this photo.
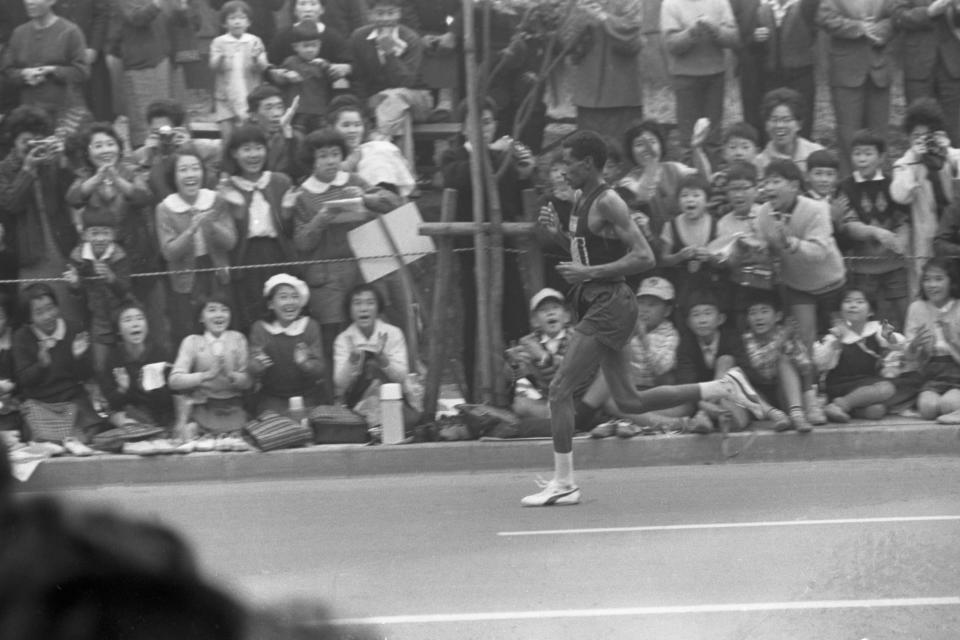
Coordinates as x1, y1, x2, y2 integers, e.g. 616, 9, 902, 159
331, 597, 960, 626
497, 515, 960, 537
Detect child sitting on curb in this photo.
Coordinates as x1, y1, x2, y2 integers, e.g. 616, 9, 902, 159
506, 288, 576, 422
814, 288, 903, 423
676, 289, 748, 434
735, 290, 814, 432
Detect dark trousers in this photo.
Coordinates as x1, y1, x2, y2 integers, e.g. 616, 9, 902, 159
904, 64, 960, 146
672, 73, 725, 160
831, 78, 891, 174
458, 250, 529, 402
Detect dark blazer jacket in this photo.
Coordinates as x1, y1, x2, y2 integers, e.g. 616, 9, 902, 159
892, 0, 960, 81
817, 0, 893, 88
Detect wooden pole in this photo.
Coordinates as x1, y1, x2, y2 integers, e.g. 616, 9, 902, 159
481, 149, 507, 407
371, 212, 426, 371
422, 189, 458, 421
519, 189, 545, 301
462, 0, 492, 404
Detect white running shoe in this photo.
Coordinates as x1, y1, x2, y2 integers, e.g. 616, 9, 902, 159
720, 367, 765, 419
520, 478, 581, 507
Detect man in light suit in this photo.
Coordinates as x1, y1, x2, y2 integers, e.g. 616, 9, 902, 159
818, 0, 894, 173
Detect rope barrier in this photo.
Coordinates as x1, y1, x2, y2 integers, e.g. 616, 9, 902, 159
0, 247, 945, 286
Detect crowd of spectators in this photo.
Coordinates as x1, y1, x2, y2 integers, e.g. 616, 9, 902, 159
0, 0, 960, 458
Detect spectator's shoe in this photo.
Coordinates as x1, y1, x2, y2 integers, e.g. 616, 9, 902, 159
150, 439, 177, 455
719, 368, 765, 419
937, 409, 960, 424
216, 434, 249, 452
766, 407, 792, 432
521, 478, 581, 507
615, 421, 643, 438
852, 403, 886, 421
823, 403, 850, 423
590, 420, 617, 439
62, 437, 95, 457
804, 389, 827, 425
122, 440, 157, 456
691, 412, 714, 434
193, 435, 217, 453
789, 407, 812, 433
171, 439, 195, 454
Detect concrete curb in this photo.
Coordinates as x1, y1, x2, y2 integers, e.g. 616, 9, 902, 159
16, 420, 960, 491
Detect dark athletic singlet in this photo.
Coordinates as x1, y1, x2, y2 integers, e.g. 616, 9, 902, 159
568, 183, 628, 277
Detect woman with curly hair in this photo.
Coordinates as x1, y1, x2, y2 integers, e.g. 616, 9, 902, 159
892, 98, 960, 297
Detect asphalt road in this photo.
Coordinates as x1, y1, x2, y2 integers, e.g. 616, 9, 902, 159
35, 458, 960, 640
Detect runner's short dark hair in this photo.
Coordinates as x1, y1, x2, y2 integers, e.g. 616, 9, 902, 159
563, 131, 607, 171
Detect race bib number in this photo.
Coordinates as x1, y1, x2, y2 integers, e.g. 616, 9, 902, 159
570, 236, 589, 266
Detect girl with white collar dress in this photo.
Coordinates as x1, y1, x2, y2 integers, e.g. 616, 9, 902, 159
248, 273, 327, 416
814, 288, 903, 423
168, 292, 251, 450
904, 258, 960, 423
219, 123, 297, 331
292, 128, 400, 360
156, 149, 238, 346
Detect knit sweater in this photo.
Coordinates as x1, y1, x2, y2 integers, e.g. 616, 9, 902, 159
0, 17, 90, 111
13, 320, 93, 403
661, 0, 740, 76
169, 330, 251, 400
755, 195, 846, 294
838, 172, 910, 275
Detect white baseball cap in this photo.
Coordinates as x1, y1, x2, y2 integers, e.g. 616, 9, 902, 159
636, 277, 675, 302
263, 273, 310, 304
529, 288, 565, 313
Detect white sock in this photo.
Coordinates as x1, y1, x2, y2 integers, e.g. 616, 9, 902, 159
699, 380, 725, 402
554, 451, 574, 486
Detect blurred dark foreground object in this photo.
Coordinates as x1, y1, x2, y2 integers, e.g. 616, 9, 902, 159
0, 493, 381, 640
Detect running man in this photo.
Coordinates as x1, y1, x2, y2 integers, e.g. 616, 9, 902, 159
522, 131, 763, 507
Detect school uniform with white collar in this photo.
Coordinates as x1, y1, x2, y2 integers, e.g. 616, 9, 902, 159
219, 171, 296, 330
249, 315, 328, 414
291, 171, 373, 327
155, 188, 238, 344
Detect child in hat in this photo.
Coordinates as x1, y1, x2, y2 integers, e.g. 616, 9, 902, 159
274, 19, 337, 133
506, 288, 578, 421
249, 273, 327, 416
63, 204, 133, 375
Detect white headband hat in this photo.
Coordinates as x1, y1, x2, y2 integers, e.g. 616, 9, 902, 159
263, 273, 310, 305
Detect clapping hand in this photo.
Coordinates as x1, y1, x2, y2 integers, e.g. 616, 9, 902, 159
253, 350, 274, 369
63, 265, 80, 286
909, 325, 934, 355
93, 260, 115, 283
280, 95, 300, 134
872, 227, 901, 253
376, 31, 401, 56
37, 343, 51, 368
829, 317, 854, 341
72, 331, 90, 359
113, 367, 130, 393
293, 342, 310, 366
203, 356, 224, 381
